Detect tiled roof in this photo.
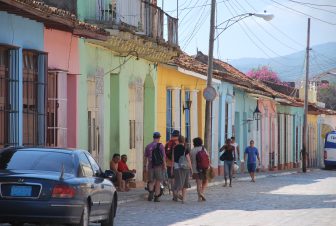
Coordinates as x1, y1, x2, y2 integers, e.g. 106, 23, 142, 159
0, 0, 109, 40
171, 52, 301, 106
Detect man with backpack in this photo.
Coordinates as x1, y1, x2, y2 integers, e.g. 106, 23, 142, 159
145, 132, 166, 202
165, 130, 180, 191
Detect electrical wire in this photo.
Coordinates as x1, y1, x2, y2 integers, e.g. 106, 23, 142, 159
166, 0, 230, 13
286, 0, 336, 15
269, 0, 336, 25
232, 0, 299, 51
226, 0, 297, 63
287, 0, 336, 8
242, 0, 305, 49
181, 0, 210, 50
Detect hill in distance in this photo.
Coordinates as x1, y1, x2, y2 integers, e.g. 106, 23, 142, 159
230, 42, 336, 82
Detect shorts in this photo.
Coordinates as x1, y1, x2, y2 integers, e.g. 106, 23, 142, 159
247, 163, 256, 173
148, 166, 164, 182
122, 172, 135, 181
192, 169, 207, 182
167, 166, 174, 179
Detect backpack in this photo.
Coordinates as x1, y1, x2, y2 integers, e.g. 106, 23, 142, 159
152, 143, 164, 167
178, 149, 190, 170
165, 142, 174, 160
196, 147, 210, 171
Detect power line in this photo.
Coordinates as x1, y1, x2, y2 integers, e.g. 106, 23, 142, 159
286, 0, 336, 15
166, 0, 230, 13
287, 0, 336, 8
227, 0, 297, 62
222, 1, 290, 67
232, 0, 299, 51
243, 0, 305, 48
269, 0, 336, 25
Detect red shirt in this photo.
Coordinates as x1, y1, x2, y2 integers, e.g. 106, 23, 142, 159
117, 160, 129, 172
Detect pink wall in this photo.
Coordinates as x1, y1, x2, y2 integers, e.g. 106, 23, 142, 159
44, 29, 79, 148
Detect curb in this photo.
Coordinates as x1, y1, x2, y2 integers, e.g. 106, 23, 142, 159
117, 170, 304, 205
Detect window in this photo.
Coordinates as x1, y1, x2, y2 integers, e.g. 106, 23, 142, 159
86, 153, 102, 176
0, 46, 19, 148
185, 91, 191, 147
0, 149, 74, 174
22, 50, 47, 146
225, 103, 229, 140
166, 89, 173, 141
78, 152, 94, 177
46, 71, 67, 147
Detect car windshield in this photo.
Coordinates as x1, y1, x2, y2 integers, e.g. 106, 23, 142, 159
0, 149, 75, 174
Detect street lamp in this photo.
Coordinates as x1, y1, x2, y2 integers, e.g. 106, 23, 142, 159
203, 1, 274, 155
215, 13, 274, 39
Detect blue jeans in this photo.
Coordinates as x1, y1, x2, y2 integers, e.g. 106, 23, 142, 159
224, 160, 233, 179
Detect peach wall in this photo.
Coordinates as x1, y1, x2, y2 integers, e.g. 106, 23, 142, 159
44, 29, 79, 74
44, 29, 79, 148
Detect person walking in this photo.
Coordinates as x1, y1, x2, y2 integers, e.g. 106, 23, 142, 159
191, 137, 209, 202
165, 130, 180, 192
231, 136, 240, 177
220, 139, 235, 187
244, 140, 260, 182
145, 132, 166, 202
171, 136, 192, 204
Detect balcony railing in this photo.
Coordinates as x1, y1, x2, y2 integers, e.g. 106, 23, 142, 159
85, 0, 178, 46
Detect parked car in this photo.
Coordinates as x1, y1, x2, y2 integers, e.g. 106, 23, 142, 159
0, 147, 117, 226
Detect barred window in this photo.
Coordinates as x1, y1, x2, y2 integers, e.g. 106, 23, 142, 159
22, 50, 47, 146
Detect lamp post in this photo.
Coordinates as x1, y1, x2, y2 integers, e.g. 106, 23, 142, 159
203, 1, 274, 155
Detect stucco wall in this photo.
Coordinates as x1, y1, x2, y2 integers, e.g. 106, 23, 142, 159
157, 65, 207, 141
44, 29, 79, 148
0, 12, 44, 146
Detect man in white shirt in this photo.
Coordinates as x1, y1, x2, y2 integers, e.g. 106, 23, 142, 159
231, 136, 240, 176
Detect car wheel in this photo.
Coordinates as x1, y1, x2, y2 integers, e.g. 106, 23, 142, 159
77, 202, 90, 226
101, 202, 115, 226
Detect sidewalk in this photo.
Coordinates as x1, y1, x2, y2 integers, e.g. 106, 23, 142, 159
117, 168, 314, 205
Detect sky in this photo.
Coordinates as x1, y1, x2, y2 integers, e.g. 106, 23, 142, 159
158, 0, 336, 60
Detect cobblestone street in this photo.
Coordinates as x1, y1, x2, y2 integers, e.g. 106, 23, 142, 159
115, 170, 336, 226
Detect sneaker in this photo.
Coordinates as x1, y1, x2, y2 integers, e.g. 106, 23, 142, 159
154, 196, 160, 202
148, 191, 154, 201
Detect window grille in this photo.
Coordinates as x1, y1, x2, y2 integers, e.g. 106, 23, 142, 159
185, 91, 191, 148
166, 89, 173, 141
22, 50, 47, 146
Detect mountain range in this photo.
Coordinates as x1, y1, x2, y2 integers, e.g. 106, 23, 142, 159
230, 42, 336, 82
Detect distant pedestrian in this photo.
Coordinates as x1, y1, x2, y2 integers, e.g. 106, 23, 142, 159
191, 137, 209, 202
165, 130, 180, 192
244, 140, 260, 182
220, 138, 235, 187
171, 136, 192, 203
145, 132, 166, 202
231, 136, 240, 176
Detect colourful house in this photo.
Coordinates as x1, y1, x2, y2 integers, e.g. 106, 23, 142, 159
68, 0, 180, 182
0, 0, 104, 148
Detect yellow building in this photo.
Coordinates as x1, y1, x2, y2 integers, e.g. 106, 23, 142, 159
157, 63, 208, 144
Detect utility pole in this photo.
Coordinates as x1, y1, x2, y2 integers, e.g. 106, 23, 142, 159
302, 18, 310, 173
204, 0, 216, 155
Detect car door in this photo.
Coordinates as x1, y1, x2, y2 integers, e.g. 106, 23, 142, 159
86, 152, 113, 216
78, 152, 100, 217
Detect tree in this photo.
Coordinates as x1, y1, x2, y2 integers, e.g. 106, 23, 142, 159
318, 83, 336, 110
247, 65, 282, 84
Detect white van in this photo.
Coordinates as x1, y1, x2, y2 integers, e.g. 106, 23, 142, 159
324, 131, 336, 169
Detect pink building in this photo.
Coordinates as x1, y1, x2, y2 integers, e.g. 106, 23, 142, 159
44, 29, 79, 148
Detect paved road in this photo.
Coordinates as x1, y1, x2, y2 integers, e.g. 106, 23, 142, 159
115, 169, 336, 226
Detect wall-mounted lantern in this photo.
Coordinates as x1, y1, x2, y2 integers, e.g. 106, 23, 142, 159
253, 99, 262, 130
183, 100, 192, 113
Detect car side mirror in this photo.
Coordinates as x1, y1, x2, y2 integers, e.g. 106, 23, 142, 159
104, 170, 116, 180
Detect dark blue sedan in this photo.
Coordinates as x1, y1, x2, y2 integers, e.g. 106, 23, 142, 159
0, 147, 117, 226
